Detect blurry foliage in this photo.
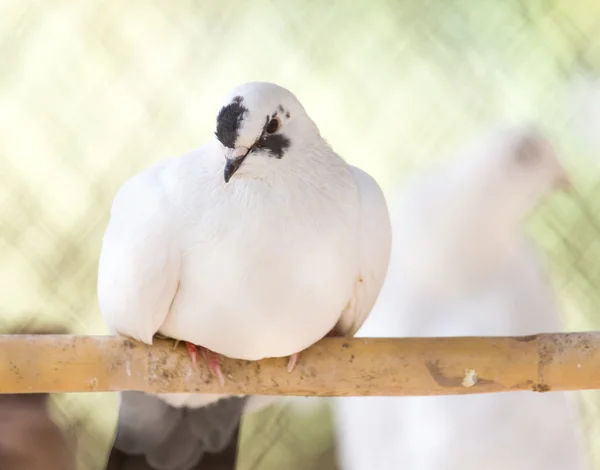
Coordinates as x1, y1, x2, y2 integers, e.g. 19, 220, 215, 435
239, 400, 337, 470
2, 0, 600, 468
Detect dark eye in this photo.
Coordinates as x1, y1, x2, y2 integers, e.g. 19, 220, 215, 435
266, 117, 280, 134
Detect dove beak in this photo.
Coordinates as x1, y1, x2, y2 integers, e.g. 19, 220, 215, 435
223, 146, 249, 183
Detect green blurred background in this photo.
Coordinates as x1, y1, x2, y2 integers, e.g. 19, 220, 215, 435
2, 0, 600, 468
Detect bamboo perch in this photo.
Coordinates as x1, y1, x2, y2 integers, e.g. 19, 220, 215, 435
0, 333, 598, 396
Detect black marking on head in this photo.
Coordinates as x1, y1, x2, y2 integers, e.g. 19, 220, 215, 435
215, 96, 248, 148
285, 111, 291, 119
257, 134, 291, 158
278, 105, 284, 113
253, 114, 291, 158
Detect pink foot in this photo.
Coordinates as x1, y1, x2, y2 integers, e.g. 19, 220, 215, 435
287, 329, 339, 373
185, 342, 225, 386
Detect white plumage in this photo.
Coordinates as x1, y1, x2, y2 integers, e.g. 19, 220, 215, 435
334, 124, 588, 470
98, 81, 391, 409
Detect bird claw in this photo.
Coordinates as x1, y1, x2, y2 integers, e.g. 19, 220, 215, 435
287, 329, 338, 373
200, 347, 225, 386
185, 342, 225, 385
185, 342, 198, 367
287, 352, 300, 373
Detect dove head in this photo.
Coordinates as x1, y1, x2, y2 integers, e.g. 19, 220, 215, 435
455, 123, 570, 224
214, 82, 321, 183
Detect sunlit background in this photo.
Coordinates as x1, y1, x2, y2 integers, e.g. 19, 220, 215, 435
2, 0, 600, 468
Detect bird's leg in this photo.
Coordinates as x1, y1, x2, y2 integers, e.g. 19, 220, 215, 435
287, 329, 340, 373
185, 342, 225, 386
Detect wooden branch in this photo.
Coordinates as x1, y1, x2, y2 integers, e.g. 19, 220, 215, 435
0, 333, 598, 396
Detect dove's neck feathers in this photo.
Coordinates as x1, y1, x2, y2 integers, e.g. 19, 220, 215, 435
445, 155, 536, 240
412, 159, 533, 276
442, 176, 520, 242
164, 136, 357, 232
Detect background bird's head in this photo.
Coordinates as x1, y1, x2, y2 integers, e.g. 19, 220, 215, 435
454, 123, 570, 225
213, 82, 321, 183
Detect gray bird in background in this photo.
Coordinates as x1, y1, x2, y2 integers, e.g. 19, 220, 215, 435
106, 393, 246, 470
334, 124, 589, 470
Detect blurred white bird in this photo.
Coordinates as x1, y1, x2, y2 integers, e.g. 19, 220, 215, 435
98, 81, 391, 408
334, 124, 589, 470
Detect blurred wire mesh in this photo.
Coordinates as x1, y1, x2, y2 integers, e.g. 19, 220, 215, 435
2, 0, 600, 468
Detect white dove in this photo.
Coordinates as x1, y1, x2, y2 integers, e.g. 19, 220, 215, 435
97, 82, 391, 404
334, 124, 589, 470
